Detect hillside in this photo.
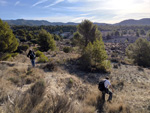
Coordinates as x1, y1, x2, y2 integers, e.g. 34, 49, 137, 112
3, 19, 79, 26
116, 18, 150, 26
0, 48, 150, 113
3, 18, 150, 26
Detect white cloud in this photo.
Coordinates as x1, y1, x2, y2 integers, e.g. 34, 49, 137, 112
16, 0, 150, 23
44, 0, 64, 8
80, 13, 90, 16
64, 0, 150, 23
32, 0, 48, 7
67, 0, 79, 3
71, 16, 96, 22
0, 0, 7, 6
15, 1, 20, 6
27, 16, 75, 22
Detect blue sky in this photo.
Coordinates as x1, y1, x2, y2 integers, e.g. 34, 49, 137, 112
0, 0, 150, 23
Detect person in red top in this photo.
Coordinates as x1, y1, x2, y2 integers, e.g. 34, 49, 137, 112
102, 77, 113, 102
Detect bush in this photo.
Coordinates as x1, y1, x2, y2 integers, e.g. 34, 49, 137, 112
126, 38, 150, 67
10, 53, 18, 57
35, 50, 43, 57
38, 29, 56, 51
11, 80, 45, 113
0, 19, 19, 53
43, 62, 57, 71
35, 51, 49, 63
53, 34, 61, 41
0, 53, 12, 61
38, 54, 49, 63
97, 60, 112, 72
19, 44, 29, 51
63, 46, 72, 53
80, 39, 111, 72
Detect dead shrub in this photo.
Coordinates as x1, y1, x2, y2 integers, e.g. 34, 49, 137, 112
33, 94, 82, 113
43, 62, 57, 71
73, 87, 89, 101
83, 88, 105, 113
6, 80, 46, 113
112, 80, 124, 91
104, 102, 130, 113
8, 77, 21, 85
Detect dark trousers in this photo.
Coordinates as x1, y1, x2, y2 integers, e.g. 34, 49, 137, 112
31, 59, 35, 67
102, 88, 112, 101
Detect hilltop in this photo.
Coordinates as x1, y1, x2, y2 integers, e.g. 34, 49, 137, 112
116, 18, 150, 26
3, 18, 150, 26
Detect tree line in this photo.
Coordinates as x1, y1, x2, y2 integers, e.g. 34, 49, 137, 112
1, 18, 150, 71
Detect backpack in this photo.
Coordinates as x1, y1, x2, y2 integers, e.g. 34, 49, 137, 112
98, 80, 106, 91
30, 51, 36, 59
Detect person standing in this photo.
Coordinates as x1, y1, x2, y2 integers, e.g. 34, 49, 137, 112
27, 50, 36, 67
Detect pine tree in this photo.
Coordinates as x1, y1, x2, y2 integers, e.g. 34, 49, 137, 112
93, 38, 108, 66
81, 38, 110, 72
126, 38, 150, 67
38, 29, 56, 51
0, 19, 19, 53
81, 42, 93, 69
77, 20, 101, 47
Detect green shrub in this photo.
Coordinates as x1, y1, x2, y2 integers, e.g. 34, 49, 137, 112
38, 54, 49, 63
80, 39, 111, 72
33, 47, 39, 51
19, 44, 29, 51
0, 53, 11, 61
0, 19, 19, 53
53, 34, 60, 41
10, 53, 18, 57
35, 50, 49, 63
35, 50, 43, 57
98, 60, 112, 72
63, 46, 72, 53
126, 38, 150, 67
38, 29, 56, 51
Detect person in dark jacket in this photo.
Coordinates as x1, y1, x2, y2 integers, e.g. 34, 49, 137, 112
102, 77, 113, 102
27, 50, 36, 67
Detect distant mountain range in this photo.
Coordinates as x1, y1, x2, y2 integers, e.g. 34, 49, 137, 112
3, 18, 150, 26
115, 18, 150, 26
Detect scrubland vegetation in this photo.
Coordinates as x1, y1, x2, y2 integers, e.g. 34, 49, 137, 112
0, 19, 150, 113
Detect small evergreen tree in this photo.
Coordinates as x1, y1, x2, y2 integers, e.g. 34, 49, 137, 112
93, 38, 108, 66
81, 38, 111, 72
81, 42, 93, 69
71, 32, 82, 46
126, 38, 150, 67
77, 20, 101, 47
76, 20, 111, 72
0, 19, 19, 60
38, 29, 56, 51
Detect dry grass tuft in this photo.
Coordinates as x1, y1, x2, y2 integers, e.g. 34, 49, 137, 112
43, 62, 58, 72
7, 67, 44, 87
34, 94, 83, 113
104, 102, 130, 113
5, 80, 45, 113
